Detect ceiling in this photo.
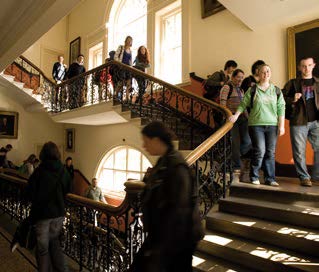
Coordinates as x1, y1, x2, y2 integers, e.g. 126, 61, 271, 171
219, 0, 319, 30
0, 0, 81, 71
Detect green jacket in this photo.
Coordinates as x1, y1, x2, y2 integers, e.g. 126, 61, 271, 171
237, 83, 285, 126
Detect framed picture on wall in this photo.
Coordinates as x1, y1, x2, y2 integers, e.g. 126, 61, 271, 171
65, 128, 75, 152
201, 0, 225, 19
69, 36, 81, 65
0, 111, 18, 139
287, 19, 319, 79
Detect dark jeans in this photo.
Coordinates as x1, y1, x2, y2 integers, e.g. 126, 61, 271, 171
249, 125, 278, 182
35, 217, 68, 272
290, 121, 319, 181
231, 115, 251, 168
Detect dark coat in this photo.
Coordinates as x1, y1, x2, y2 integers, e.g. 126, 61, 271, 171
27, 160, 71, 222
67, 62, 86, 79
141, 149, 203, 254
283, 77, 319, 125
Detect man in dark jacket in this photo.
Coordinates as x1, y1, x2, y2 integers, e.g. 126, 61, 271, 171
67, 54, 86, 108
204, 60, 237, 101
28, 142, 71, 272
283, 56, 319, 187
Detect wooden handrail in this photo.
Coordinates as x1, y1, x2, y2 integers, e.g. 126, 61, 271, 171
20, 55, 56, 85
0, 171, 144, 217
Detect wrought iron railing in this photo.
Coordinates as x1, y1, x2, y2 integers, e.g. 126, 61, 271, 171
4, 55, 56, 107
51, 60, 233, 214
0, 171, 144, 271
1, 58, 233, 270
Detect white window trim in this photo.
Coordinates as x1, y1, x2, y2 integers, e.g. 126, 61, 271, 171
96, 145, 152, 199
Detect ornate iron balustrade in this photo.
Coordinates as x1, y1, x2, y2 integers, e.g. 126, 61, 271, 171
0, 171, 144, 271
50, 61, 233, 217
4, 55, 56, 108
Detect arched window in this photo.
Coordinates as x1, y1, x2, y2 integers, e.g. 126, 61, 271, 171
97, 146, 152, 198
108, 0, 147, 57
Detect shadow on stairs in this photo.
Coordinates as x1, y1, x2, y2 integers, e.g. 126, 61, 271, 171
194, 177, 319, 272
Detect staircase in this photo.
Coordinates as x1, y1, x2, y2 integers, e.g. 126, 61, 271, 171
194, 179, 319, 271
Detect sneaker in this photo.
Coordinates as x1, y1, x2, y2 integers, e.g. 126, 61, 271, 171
300, 179, 312, 187
267, 181, 279, 187
10, 242, 19, 253
251, 180, 260, 185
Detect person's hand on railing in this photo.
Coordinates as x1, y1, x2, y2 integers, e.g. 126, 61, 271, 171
229, 111, 241, 123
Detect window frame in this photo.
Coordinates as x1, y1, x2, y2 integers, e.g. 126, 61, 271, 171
96, 145, 152, 199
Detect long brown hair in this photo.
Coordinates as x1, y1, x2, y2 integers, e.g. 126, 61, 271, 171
137, 46, 150, 64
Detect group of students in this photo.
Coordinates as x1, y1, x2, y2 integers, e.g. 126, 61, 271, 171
51, 35, 151, 107
204, 57, 319, 187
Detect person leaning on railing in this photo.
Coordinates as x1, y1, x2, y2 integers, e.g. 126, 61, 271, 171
229, 64, 285, 187
129, 121, 204, 272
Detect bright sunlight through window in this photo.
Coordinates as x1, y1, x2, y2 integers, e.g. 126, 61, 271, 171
97, 146, 152, 198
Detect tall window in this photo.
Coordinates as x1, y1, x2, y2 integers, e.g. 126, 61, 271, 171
108, 0, 147, 58
88, 42, 103, 70
97, 146, 152, 198
155, 2, 182, 84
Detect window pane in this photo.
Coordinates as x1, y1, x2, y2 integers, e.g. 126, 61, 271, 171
103, 154, 114, 169
100, 169, 114, 191
114, 171, 127, 191
114, 148, 127, 170
128, 149, 141, 171
142, 156, 152, 172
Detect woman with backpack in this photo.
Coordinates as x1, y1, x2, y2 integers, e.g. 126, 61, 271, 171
229, 64, 285, 186
220, 69, 251, 171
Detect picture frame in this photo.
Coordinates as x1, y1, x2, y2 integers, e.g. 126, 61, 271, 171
69, 36, 81, 65
201, 0, 225, 19
0, 111, 18, 139
287, 19, 319, 79
65, 128, 75, 152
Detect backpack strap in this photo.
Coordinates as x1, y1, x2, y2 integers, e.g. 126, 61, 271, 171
227, 84, 233, 100
250, 85, 257, 109
250, 85, 281, 109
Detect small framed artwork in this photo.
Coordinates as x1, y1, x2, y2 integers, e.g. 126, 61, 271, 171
287, 19, 319, 79
201, 0, 225, 19
69, 36, 81, 65
65, 128, 75, 152
0, 111, 18, 139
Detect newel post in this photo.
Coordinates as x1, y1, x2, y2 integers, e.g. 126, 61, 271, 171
124, 180, 145, 266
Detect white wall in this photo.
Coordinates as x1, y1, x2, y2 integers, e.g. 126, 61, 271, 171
64, 122, 155, 180
23, 17, 68, 79
0, 89, 64, 166
187, 1, 319, 87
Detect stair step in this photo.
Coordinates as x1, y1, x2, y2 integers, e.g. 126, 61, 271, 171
219, 196, 319, 229
0, 73, 15, 82
230, 181, 319, 208
206, 211, 319, 257
13, 81, 25, 89
193, 251, 251, 272
198, 231, 319, 272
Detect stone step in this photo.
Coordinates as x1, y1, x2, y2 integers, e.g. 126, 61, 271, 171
13, 81, 25, 89
197, 231, 319, 272
206, 211, 319, 257
193, 251, 251, 272
0, 73, 15, 82
219, 196, 319, 229
230, 181, 319, 208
